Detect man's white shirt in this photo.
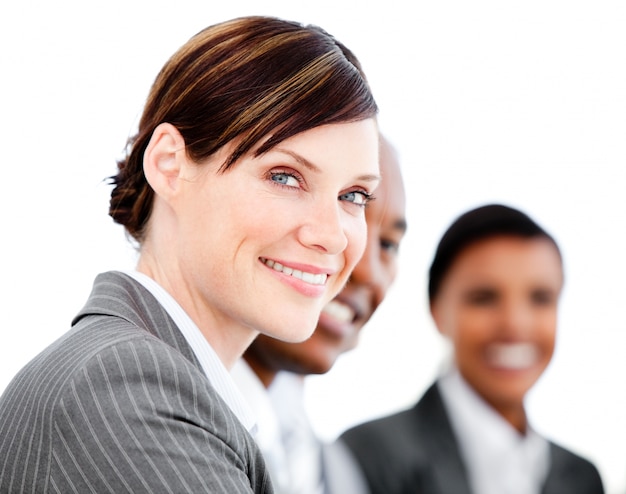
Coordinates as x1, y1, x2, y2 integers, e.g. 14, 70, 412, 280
232, 362, 324, 494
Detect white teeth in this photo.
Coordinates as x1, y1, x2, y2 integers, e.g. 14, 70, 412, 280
314, 274, 326, 284
323, 300, 354, 323
486, 343, 538, 370
302, 272, 315, 284
262, 258, 328, 285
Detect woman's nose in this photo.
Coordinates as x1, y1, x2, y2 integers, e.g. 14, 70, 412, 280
298, 200, 349, 255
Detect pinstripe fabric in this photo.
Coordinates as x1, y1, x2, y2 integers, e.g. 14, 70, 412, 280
0, 271, 274, 493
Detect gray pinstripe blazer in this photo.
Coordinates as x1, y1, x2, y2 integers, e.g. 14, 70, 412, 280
0, 271, 274, 493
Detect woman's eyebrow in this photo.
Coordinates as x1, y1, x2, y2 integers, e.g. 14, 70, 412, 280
273, 148, 321, 172
273, 147, 381, 182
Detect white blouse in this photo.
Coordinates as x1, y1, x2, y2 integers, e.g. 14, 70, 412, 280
438, 367, 551, 494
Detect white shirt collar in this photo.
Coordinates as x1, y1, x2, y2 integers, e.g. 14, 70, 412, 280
438, 367, 550, 494
123, 270, 256, 432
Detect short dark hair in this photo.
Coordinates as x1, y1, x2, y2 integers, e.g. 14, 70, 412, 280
109, 16, 377, 242
428, 204, 561, 302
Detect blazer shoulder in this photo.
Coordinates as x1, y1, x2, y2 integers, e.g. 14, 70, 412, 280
0, 316, 268, 493
338, 382, 470, 494
340, 382, 446, 458
543, 441, 605, 494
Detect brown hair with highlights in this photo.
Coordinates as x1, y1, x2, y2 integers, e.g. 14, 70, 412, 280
109, 16, 377, 242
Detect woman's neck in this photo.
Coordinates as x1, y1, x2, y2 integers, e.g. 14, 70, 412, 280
135, 252, 258, 370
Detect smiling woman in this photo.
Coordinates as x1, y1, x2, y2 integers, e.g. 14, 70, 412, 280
0, 15, 378, 493
139, 118, 379, 355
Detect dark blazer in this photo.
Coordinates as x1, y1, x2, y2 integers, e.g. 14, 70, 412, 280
340, 382, 604, 494
0, 271, 273, 493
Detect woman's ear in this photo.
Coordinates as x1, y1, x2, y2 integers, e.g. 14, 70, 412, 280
143, 122, 186, 200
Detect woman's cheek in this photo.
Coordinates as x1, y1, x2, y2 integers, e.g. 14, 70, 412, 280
347, 216, 368, 265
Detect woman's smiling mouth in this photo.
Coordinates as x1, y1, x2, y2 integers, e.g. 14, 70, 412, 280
260, 258, 328, 285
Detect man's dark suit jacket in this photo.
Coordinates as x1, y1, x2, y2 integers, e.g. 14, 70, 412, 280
340, 382, 604, 494
0, 271, 273, 493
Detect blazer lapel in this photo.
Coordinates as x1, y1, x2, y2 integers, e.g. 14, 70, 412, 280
72, 271, 201, 369
542, 442, 604, 494
416, 383, 474, 494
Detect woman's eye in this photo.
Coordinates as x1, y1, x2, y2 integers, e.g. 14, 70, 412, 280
531, 290, 556, 306
339, 190, 371, 206
270, 172, 301, 188
465, 289, 498, 306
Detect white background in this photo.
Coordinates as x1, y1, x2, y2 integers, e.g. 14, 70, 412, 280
1, 1, 624, 492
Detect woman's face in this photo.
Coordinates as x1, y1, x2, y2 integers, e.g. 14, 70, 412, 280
431, 236, 563, 413
245, 140, 407, 378
170, 119, 380, 345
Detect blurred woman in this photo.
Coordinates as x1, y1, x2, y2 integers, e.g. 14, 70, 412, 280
340, 204, 604, 494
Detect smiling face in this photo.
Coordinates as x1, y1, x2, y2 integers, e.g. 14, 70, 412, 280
431, 235, 563, 420
244, 137, 407, 382
142, 119, 380, 362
